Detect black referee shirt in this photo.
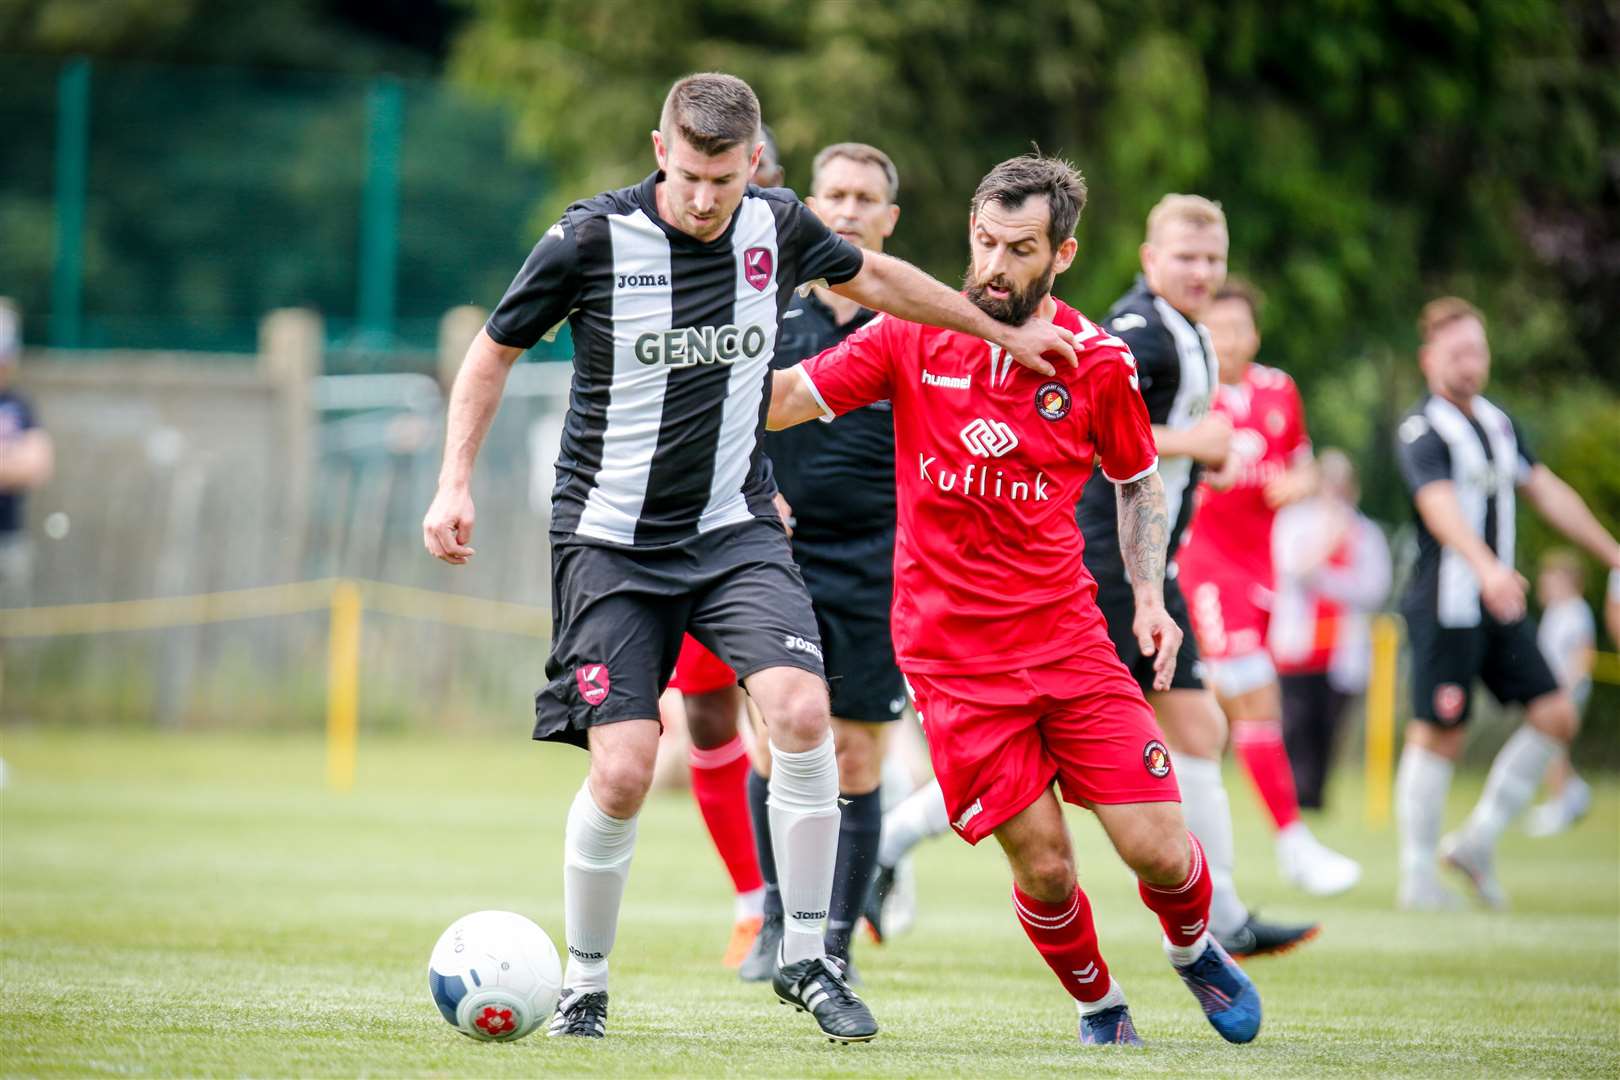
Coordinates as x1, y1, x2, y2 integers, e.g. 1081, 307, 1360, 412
765, 291, 893, 541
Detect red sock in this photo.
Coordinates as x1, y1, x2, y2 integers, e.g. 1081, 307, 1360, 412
1233, 720, 1302, 831
1011, 883, 1112, 1003
1138, 832, 1213, 946
689, 737, 764, 896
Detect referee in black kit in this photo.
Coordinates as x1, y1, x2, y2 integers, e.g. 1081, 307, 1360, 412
739, 143, 908, 984
421, 73, 1077, 1044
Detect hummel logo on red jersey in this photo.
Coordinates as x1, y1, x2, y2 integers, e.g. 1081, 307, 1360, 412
960, 417, 1019, 457
922, 369, 971, 390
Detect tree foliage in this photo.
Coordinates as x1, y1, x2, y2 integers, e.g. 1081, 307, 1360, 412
454, 0, 1618, 526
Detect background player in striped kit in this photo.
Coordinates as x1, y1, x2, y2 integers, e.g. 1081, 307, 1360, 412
1078, 202, 1335, 950
1392, 296, 1620, 910
421, 73, 1080, 1043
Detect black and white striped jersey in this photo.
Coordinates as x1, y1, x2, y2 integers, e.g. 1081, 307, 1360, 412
1396, 393, 1537, 627
1075, 275, 1217, 576
486, 171, 865, 548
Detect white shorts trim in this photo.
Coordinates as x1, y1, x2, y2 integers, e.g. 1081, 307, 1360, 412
1207, 650, 1277, 698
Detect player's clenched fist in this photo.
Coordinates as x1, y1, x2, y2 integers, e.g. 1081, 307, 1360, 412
1132, 602, 1184, 692
423, 486, 477, 565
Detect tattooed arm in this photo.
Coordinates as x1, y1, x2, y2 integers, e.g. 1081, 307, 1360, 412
1116, 471, 1183, 691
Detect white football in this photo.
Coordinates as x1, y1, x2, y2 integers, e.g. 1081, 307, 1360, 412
428, 910, 561, 1041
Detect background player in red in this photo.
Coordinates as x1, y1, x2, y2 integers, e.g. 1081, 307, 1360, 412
1176, 280, 1362, 895
768, 154, 1260, 1047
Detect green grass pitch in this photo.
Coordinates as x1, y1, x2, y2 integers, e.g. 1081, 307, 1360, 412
2, 729, 1616, 1077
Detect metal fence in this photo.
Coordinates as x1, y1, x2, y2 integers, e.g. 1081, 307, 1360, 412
0, 55, 569, 367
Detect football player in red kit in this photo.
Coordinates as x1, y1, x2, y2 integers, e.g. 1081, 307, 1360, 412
768, 154, 1260, 1048
1176, 280, 1361, 894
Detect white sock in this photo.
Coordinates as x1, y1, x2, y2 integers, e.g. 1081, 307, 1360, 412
877, 778, 951, 869
1463, 726, 1562, 846
880, 748, 916, 811
768, 736, 840, 965
734, 885, 765, 921
1077, 977, 1127, 1016
1163, 930, 1213, 968
1174, 755, 1248, 936
561, 780, 637, 993
1395, 743, 1453, 885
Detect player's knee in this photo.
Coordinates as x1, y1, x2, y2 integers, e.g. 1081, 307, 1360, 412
1017, 850, 1077, 903
1126, 830, 1191, 887
766, 686, 831, 750
589, 755, 656, 818
832, 724, 884, 793
1527, 693, 1579, 744
685, 692, 740, 750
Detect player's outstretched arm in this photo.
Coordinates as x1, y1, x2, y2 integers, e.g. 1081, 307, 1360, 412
766, 367, 829, 431
1413, 480, 1528, 621
1117, 471, 1183, 691
828, 250, 1075, 376
422, 328, 524, 565
1521, 464, 1620, 572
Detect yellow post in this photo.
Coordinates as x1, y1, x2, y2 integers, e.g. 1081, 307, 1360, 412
326, 580, 363, 792
1364, 613, 1400, 828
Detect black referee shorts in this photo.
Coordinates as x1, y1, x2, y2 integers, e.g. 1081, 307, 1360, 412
534, 516, 825, 747
1092, 563, 1205, 695
1403, 604, 1560, 727
793, 529, 907, 724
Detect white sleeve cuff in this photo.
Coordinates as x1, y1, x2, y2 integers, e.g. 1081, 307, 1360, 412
796, 366, 837, 423
1103, 456, 1159, 485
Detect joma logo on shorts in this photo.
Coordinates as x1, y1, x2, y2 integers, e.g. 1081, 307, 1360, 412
634, 323, 768, 366
782, 634, 823, 661
617, 272, 669, 288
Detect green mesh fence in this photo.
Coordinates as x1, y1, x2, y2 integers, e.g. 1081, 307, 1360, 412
0, 56, 571, 368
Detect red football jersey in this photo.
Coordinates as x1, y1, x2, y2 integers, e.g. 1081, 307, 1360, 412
797, 299, 1158, 675
1180, 363, 1311, 582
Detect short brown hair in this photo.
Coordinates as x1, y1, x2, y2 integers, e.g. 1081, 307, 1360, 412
660, 73, 760, 157
1145, 193, 1226, 242
970, 154, 1088, 251
811, 142, 899, 203
1539, 548, 1585, 589
1214, 277, 1264, 323
1419, 296, 1485, 342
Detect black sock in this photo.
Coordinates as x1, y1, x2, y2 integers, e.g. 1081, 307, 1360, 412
748, 768, 782, 919
825, 787, 882, 962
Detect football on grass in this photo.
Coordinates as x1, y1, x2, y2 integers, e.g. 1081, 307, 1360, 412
428, 910, 561, 1041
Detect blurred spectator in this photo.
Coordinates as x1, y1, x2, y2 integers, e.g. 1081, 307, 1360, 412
752, 124, 784, 187
1524, 549, 1594, 837
1608, 568, 1620, 647
1269, 448, 1390, 810
0, 298, 54, 611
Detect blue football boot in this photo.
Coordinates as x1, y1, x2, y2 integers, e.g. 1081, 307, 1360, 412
1172, 937, 1261, 1043
1078, 1003, 1145, 1047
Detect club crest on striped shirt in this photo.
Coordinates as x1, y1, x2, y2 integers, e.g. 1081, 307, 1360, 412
743, 247, 773, 291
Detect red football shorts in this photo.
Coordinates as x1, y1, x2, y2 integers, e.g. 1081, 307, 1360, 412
1179, 553, 1272, 662
669, 635, 738, 696
906, 637, 1180, 846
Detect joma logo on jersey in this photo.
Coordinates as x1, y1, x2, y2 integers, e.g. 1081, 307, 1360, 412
616, 272, 669, 289
959, 417, 1019, 457
634, 323, 769, 367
